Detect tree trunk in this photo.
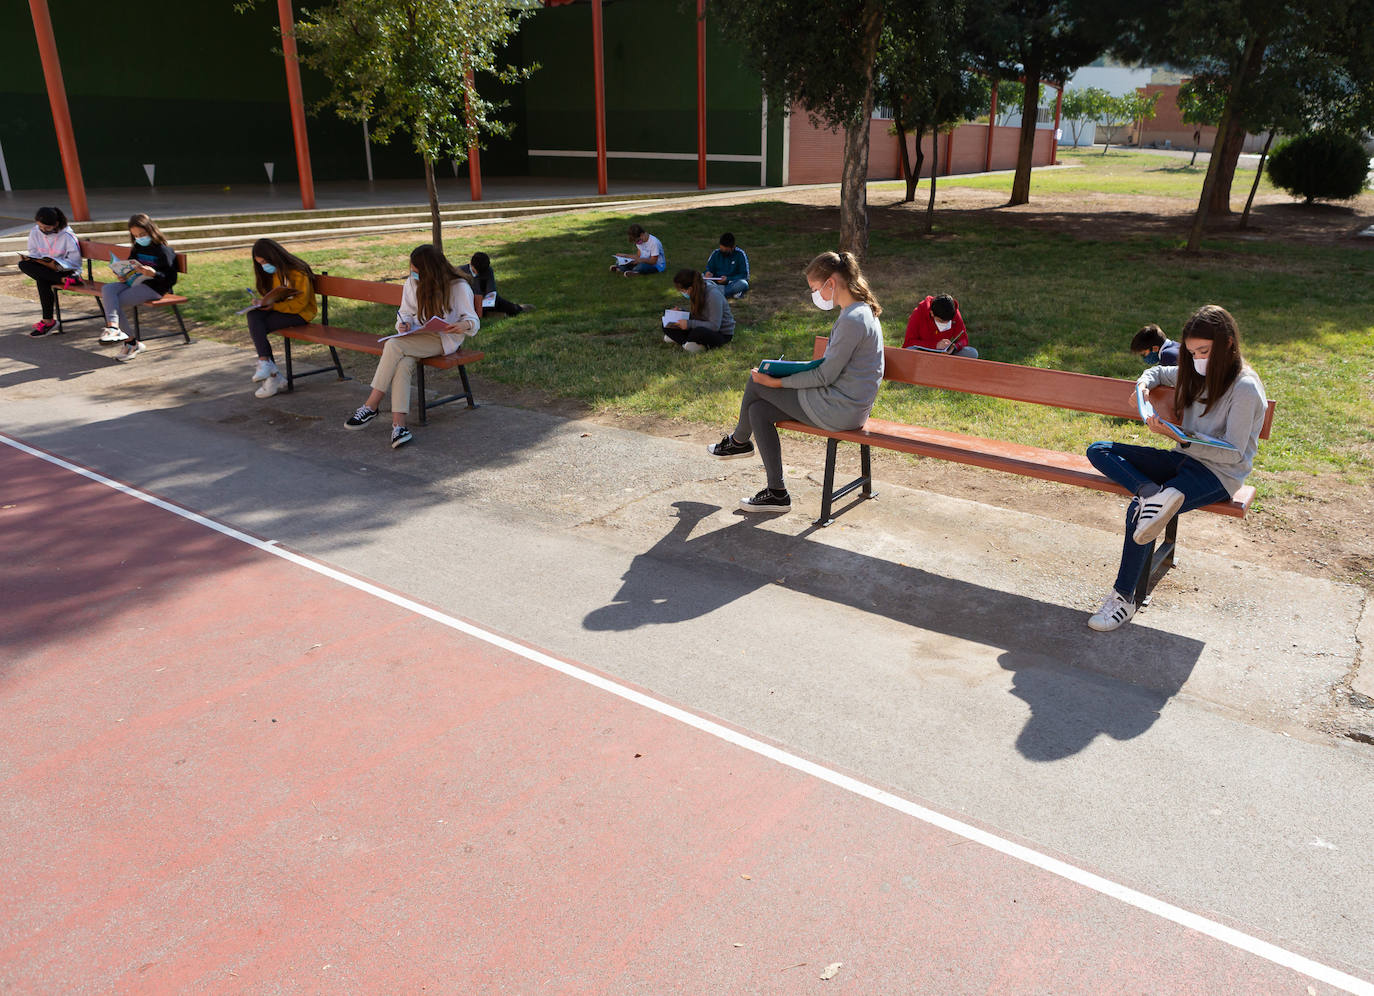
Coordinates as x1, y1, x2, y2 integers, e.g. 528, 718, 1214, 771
1186, 32, 1264, 253
896, 120, 917, 203
924, 128, 939, 235
1189, 131, 1201, 167
424, 158, 443, 250
1008, 57, 1041, 205
837, 0, 885, 255
1240, 129, 1275, 228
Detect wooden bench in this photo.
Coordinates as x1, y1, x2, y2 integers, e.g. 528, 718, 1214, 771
54, 239, 190, 344
778, 337, 1277, 602
276, 272, 484, 425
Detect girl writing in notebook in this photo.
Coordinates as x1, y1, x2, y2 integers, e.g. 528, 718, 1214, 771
664, 268, 735, 353
100, 214, 179, 362
706, 251, 884, 511
245, 239, 318, 398
343, 244, 479, 450
21, 206, 82, 336
1085, 305, 1268, 631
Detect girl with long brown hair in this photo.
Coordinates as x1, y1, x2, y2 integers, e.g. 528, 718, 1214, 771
344, 244, 479, 449
101, 213, 180, 361
664, 268, 735, 352
245, 238, 317, 397
706, 250, 884, 511
1085, 304, 1268, 631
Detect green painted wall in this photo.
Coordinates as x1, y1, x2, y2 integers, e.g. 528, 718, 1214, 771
2, 1, 776, 193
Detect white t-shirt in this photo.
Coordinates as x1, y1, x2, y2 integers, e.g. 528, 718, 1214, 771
637, 234, 664, 262
397, 276, 480, 354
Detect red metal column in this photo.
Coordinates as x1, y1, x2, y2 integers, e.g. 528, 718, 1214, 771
277, 0, 316, 210
985, 80, 997, 174
592, 0, 608, 195
29, 0, 88, 220
1051, 84, 1064, 166
696, 0, 707, 189
466, 70, 483, 201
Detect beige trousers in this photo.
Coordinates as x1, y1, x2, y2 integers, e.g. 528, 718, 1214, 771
369, 333, 448, 415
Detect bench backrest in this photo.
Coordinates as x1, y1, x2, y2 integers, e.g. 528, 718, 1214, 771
80, 239, 188, 273
312, 272, 404, 326
811, 336, 1275, 439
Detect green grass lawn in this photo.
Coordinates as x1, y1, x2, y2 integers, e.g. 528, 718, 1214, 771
178, 155, 1374, 490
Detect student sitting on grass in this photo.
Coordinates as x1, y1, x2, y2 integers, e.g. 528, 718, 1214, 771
245, 239, 318, 398
1131, 322, 1180, 366
610, 223, 666, 276
664, 268, 735, 353
344, 244, 479, 450
20, 206, 82, 337
706, 250, 884, 512
100, 213, 180, 362
1085, 305, 1268, 632
702, 232, 750, 299
901, 293, 978, 357
458, 251, 533, 317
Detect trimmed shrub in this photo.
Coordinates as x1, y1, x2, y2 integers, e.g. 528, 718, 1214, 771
1266, 131, 1371, 203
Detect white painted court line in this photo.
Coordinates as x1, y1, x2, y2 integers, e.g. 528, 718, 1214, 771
5, 432, 1370, 996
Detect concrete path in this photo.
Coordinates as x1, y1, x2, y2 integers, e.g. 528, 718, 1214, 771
2, 292, 1372, 991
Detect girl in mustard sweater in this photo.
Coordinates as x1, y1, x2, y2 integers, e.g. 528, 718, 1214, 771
246, 238, 317, 398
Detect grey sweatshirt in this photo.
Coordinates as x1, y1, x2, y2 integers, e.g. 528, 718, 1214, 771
1138, 363, 1268, 496
687, 281, 735, 336
781, 302, 885, 431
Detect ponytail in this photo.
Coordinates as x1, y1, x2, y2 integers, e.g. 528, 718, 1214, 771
804, 250, 881, 317
674, 267, 708, 317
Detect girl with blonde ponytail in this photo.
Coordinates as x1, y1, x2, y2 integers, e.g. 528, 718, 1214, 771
706, 250, 885, 511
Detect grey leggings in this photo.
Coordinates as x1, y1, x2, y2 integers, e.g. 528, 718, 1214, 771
732, 378, 813, 491
100, 281, 162, 333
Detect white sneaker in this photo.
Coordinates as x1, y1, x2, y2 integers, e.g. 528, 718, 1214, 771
252, 359, 277, 382
115, 341, 146, 362
663, 334, 676, 345
682, 342, 705, 354
255, 373, 286, 398
99, 326, 128, 343
1088, 590, 1137, 632
1133, 487, 1185, 545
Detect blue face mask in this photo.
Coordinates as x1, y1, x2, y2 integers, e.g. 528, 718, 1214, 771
260, 262, 277, 274
1142, 350, 1160, 365
134, 235, 152, 247
408, 271, 419, 281
680, 290, 690, 298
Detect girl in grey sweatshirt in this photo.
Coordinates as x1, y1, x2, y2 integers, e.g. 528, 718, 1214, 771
664, 269, 735, 352
707, 251, 885, 511
1085, 305, 1268, 631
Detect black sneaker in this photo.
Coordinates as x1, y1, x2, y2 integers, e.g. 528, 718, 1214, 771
345, 405, 378, 429
739, 488, 791, 511
707, 434, 755, 459
390, 425, 413, 449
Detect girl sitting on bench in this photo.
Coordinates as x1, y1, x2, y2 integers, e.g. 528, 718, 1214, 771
664, 268, 735, 353
101, 213, 180, 362
1085, 305, 1268, 631
343, 244, 479, 450
20, 206, 82, 337
706, 250, 884, 511
246, 239, 318, 398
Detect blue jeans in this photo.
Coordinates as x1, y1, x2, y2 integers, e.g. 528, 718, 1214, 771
722, 278, 749, 297
616, 260, 663, 275
1085, 441, 1229, 600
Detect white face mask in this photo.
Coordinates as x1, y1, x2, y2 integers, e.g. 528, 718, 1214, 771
811, 280, 835, 311
1193, 357, 1209, 374
934, 319, 953, 332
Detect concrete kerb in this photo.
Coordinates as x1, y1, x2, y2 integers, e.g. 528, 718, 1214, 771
0, 287, 1368, 746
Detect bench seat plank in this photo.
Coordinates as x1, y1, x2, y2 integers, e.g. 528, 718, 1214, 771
278, 324, 483, 368
58, 280, 188, 307
776, 417, 1254, 518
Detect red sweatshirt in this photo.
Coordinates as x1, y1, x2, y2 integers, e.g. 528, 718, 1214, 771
901, 295, 968, 351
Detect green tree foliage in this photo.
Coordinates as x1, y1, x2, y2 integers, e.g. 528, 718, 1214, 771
1060, 86, 1111, 146
291, 0, 539, 249
1266, 131, 1372, 203
965, 0, 1116, 205
1177, 78, 1223, 165
875, 0, 989, 230
713, 0, 886, 255
1097, 90, 1160, 155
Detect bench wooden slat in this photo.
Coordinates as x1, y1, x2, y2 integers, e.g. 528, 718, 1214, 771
776, 417, 1253, 517
279, 324, 483, 368
58, 282, 187, 307
810, 337, 1275, 439
313, 273, 403, 306
79, 239, 189, 273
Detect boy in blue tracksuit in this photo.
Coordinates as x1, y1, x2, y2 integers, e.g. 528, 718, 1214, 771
703, 231, 750, 299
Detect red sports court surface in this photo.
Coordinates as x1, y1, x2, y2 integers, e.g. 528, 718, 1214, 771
0, 440, 1363, 994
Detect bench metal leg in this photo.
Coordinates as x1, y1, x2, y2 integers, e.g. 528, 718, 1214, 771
417, 364, 428, 426
813, 439, 876, 527
418, 363, 480, 425
129, 304, 193, 345
282, 337, 349, 393
1133, 514, 1179, 607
